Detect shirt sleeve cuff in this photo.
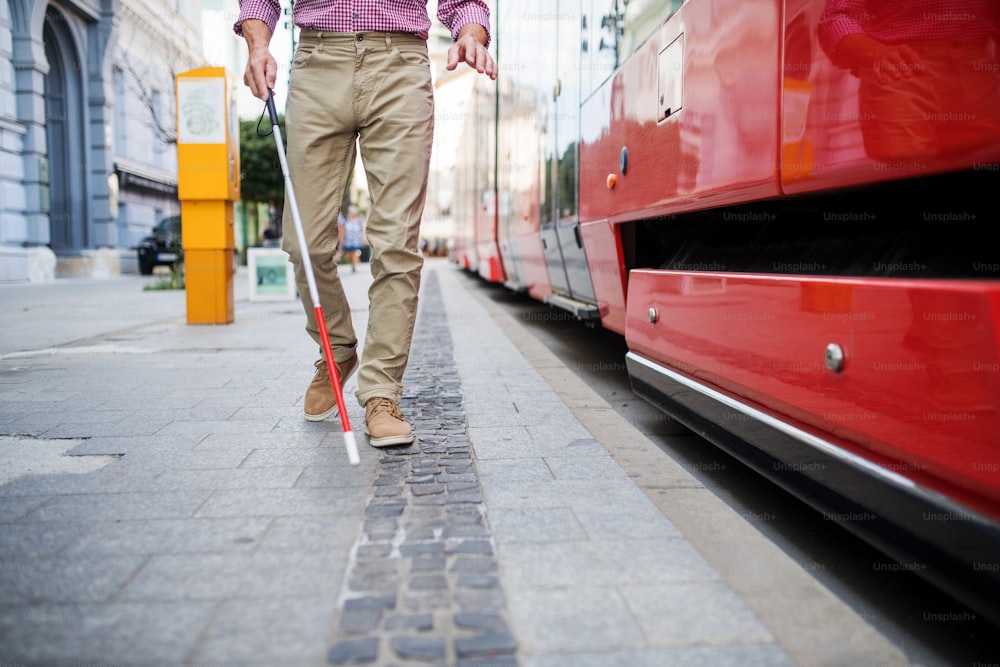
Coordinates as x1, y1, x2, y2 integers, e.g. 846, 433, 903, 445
233, 0, 281, 38
817, 16, 864, 64
448, 6, 492, 49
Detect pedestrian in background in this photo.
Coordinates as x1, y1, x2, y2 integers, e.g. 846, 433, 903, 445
260, 221, 280, 248
235, 0, 497, 447
338, 205, 366, 273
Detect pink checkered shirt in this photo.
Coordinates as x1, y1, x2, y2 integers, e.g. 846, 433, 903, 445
234, 0, 491, 47
818, 0, 1000, 63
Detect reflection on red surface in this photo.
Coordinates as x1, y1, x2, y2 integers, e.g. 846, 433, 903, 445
784, 0, 1000, 191
626, 270, 1000, 518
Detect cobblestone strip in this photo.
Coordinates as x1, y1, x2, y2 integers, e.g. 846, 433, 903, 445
327, 270, 519, 667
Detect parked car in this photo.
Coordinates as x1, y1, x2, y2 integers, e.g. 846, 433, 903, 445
137, 215, 182, 275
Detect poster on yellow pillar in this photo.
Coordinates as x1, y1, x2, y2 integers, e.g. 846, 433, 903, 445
177, 78, 226, 145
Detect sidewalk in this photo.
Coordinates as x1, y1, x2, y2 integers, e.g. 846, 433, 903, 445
1, 264, 375, 665
0, 259, 907, 666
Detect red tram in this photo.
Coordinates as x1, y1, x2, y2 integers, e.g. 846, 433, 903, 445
450, 0, 1000, 622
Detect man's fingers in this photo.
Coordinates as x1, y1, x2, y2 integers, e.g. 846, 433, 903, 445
242, 51, 277, 100
262, 62, 276, 97
444, 38, 496, 79
898, 44, 922, 66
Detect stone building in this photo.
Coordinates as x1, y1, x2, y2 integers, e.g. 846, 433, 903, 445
0, 0, 205, 282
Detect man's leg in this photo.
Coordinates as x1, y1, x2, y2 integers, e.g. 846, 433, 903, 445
352, 33, 434, 444
281, 33, 361, 418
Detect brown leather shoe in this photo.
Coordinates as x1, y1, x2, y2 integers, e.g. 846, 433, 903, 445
303, 354, 358, 421
363, 397, 414, 447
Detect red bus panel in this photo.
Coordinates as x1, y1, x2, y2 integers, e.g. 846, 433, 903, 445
626, 269, 1000, 519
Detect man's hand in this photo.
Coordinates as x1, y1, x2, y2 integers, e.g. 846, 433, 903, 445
241, 19, 278, 100
447, 23, 497, 80
836, 33, 922, 85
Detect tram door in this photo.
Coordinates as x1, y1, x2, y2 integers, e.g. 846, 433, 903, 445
537, 0, 567, 294
540, 0, 597, 304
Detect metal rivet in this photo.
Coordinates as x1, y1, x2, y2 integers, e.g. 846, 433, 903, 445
648, 307, 658, 323
825, 343, 845, 373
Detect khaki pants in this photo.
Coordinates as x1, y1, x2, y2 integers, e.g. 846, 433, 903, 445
281, 31, 432, 406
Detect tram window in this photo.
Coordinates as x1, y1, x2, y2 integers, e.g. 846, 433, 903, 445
581, 0, 620, 98
557, 1, 581, 220
580, 0, 683, 99
620, 0, 683, 63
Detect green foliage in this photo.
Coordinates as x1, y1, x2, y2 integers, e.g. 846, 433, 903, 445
240, 115, 286, 208
143, 262, 185, 291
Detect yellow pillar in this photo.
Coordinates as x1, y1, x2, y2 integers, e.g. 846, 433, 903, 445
175, 67, 240, 324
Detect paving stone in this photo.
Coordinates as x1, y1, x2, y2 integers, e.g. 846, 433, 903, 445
327, 637, 378, 664
410, 555, 446, 572
401, 589, 451, 613
454, 588, 506, 612
400, 542, 446, 556
0, 467, 153, 497
412, 493, 447, 506
447, 490, 484, 504
619, 581, 773, 646
23, 491, 211, 522
391, 636, 446, 661
506, 587, 644, 652
457, 574, 500, 589
193, 597, 336, 664
340, 608, 383, 634
0, 600, 217, 666
405, 521, 446, 540
455, 612, 507, 632
410, 481, 445, 496
365, 502, 406, 518
349, 573, 399, 593
489, 507, 586, 544
352, 560, 399, 579
520, 644, 797, 667
438, 472, 476, 484
449, 557, 497, 573
0, 520, 87, 558
410, 574, 448, 590
120, 552, 343, 602
148, 466, 305, 491
258, 515, 360, 552
455, 632, 518, 659
357, 543, 393, 559
385, 613, 434, 631
195, 487, 365, 518
457, 657, 519, 667
363, 518, 398, 541
0, 553, 146, 605
344, 594, 397, 612
61, 517, 272, 555
447, 540, 493, 555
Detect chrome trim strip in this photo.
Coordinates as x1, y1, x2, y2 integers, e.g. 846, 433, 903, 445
543, 293, 600, 319
626, 351, 997, 528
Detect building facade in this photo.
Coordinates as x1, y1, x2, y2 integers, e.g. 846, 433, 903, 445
0, 0, 204, 282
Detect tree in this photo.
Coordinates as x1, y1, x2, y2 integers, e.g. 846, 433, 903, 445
240, 115, 286, 208
239, 115, 357, 216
